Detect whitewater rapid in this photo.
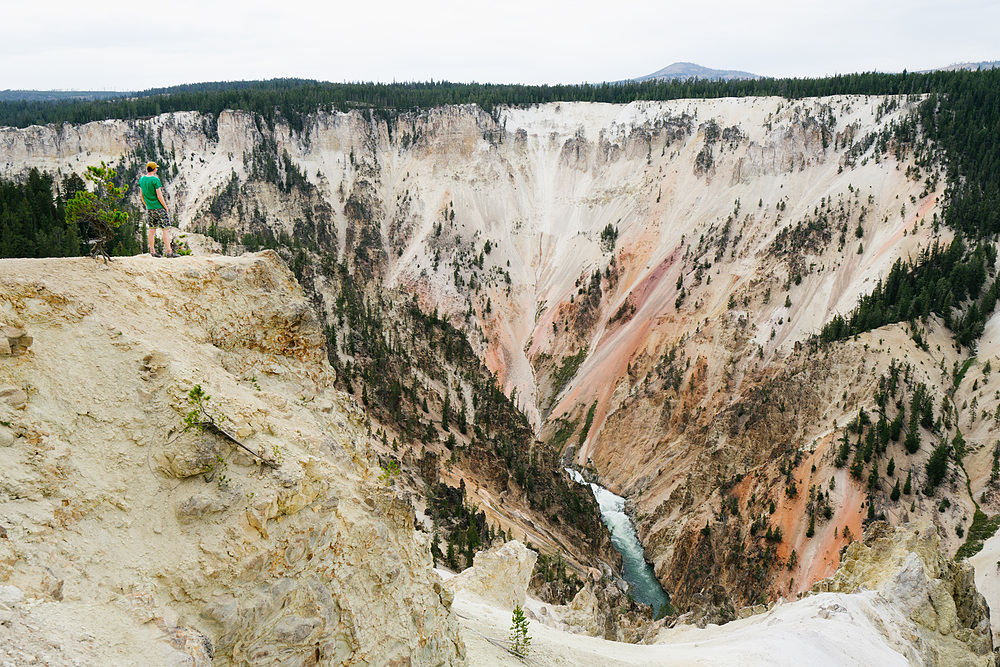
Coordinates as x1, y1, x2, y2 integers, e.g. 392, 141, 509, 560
567, 469, 672, 615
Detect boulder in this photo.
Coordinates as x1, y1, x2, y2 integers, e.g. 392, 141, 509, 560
156, 433, 220, 478
446, 540, 537, 610
0, 585, 24, 610
1, 326, 31, 354
559, 585, 604, 636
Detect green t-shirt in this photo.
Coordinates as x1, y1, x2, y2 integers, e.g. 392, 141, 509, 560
139, 175, 164, 210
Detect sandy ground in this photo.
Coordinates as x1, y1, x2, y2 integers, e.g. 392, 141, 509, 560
452, 587, 912, 667
437, 564, 913, 667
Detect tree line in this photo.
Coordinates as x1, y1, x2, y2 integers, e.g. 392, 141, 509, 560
0, 169, 80, 258
3, 71, 1000, 348
0, 168, 141, 259
820, 238, 998, 347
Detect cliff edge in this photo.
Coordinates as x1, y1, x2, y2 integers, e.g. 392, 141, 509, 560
0, 252, 465, 666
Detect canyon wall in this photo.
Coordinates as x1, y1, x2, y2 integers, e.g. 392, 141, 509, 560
5, 95, 993, 614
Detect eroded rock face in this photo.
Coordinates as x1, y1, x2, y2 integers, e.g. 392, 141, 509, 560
811, 522, 993, 666
0, 99, 956, 611
542, 580, 654, 642
446, 540, 536, 610
0, 253, 465, 665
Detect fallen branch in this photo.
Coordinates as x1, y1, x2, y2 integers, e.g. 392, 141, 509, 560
195, 418, 280, 470
183, 384, 280, 469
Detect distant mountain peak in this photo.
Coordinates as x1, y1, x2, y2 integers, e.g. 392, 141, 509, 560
923, 60, 1000, 73
632, 62, 761, 82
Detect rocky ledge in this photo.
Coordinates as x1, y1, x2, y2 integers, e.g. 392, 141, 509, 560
0, 253, 464, 666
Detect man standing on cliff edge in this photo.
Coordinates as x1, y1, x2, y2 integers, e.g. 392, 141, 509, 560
139, 161, 176, 257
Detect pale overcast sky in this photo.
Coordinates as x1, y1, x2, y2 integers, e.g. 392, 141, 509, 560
4, 0, 998, 90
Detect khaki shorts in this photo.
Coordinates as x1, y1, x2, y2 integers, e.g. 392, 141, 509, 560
146, 208, 170, 228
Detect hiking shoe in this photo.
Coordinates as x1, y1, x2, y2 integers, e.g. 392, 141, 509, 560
165, 252, 180, 258
150, 251, 161, 257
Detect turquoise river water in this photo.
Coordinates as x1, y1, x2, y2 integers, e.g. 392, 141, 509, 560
568, 470, 672, 615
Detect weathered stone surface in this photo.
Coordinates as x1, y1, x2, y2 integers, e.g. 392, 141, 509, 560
156, 433, 220, 478
0, 585, 23, 610
446, 540, 536, 610
0, 386, 27, 408
0, 254, 465, 666
1, 326, 31, 354
535, 578, 657, 642
558, 585, 603, 636
140, 351, 169, 379
811, 522, 994, 666
162, 626, 215, 666
175, 494, 230, 523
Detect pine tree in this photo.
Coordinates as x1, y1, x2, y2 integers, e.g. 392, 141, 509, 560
65, 162, 130, 259
925, 439, 951, 491
458, 399, 468, 434
431, 534, 443, 564
510, 605, 531, 657
904, 419, 920, 454
850, 447, 865, 480
867, 462, 880, 492
442, 387, 451, 431
889, 410, 904, 441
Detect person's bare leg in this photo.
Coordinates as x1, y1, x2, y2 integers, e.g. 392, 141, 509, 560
147, 226, 156, 255
162, 228, 172, 255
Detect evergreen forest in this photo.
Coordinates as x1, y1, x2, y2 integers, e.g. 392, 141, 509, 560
0, 167, 141, 259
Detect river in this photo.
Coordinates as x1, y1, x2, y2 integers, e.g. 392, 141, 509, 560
567, 470, 672, 615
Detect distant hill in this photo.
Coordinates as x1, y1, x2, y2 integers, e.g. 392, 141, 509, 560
631, 62, 761, 82
924, 60, 1000, 73
0, 90, 129, 102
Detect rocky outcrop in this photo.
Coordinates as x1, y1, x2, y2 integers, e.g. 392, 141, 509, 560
0, 252, 465, 665
0, 325, 31, 356
446, 540, 653, 644
539, 580, 655, 643
810, 522, 994, 666
446, 541, 536, 610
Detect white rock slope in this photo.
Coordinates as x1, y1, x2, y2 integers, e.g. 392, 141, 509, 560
451, 524, 995, 666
